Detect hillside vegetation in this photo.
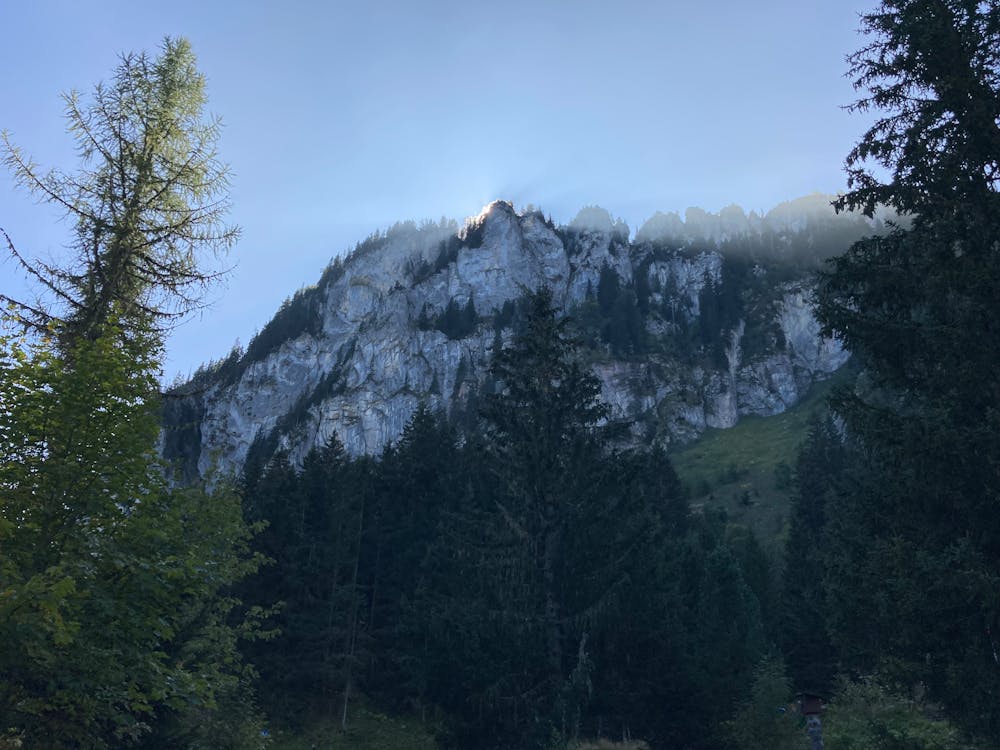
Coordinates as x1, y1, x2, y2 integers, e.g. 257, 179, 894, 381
671, 367, 853, 543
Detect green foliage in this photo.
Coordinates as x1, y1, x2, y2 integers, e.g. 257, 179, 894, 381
569, 240, 839, 368
591, 266, 637, 354
569, 266, 648, 357
576, 205, 881, 366
554, 226, 581, 257
779, 412, 848, 693
693, 546, 765, 703
240, 440, 373, 724
183, 259, 348, 392
824, 677, 974, 750
238, 290, 778, 750
723, 656, 801, 750
0, 321, 263, 748
243, 286, 326, 366
493, 299, 517, 331
407, 233, 460, 286
695, 255, 785, 367
670, 373, 844, 540
434, 235, 461, 273
425, 287, 619, 746
697, 261, 742, 366
596, 264, 620, 315
238, 290, 764, 749
837, 1, 1000, 218
410, 290, 762, 749
414, 297, 480, 339
602, 289, 645, 356
267, 701, 439, 750
435, 296, 479, 340
239, 407, 465, 732
726, 526, 780, 640
462, 216, 487, 249
772, 460, 792, 490
0, 38, 263, 748
1, 37, 238, 340
810, 1, 1000, 739
484, 287, 609, 473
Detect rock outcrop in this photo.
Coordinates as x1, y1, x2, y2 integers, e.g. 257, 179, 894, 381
164, 196, 870, 480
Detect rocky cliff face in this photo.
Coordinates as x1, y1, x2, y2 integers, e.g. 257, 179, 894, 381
163, 196, 872, 480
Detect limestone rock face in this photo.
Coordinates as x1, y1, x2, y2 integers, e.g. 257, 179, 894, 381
164, 198, 867, 480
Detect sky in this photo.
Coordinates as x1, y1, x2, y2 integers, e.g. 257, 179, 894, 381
0, 0, 877, 382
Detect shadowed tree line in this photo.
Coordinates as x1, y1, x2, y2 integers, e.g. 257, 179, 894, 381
238, 288, 771, 750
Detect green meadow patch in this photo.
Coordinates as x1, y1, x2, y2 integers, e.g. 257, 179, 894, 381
670, 368, 850, 543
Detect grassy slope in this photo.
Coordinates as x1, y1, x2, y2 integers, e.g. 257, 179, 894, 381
268, 712, 648, 750
669, 369, 848, 546
268, 702, 439, 750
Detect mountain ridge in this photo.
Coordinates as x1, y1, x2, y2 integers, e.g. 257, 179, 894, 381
163, 194, 877, 481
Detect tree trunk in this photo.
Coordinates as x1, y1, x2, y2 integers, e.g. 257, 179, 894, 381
340, 488, 366, 731
542, 524, 563, 687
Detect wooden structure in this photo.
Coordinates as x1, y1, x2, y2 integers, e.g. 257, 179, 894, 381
797, 691, 823, 716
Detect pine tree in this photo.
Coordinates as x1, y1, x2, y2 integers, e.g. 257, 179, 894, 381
239, 441, 376, 728
723, 656, 801, 750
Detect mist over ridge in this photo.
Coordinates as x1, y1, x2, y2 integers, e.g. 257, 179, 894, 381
160, 191, 878, 481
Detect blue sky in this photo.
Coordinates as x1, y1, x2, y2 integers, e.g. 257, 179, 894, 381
0, 0, 876, 381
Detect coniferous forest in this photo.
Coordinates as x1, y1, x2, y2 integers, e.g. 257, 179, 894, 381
3, 1, 1000, 748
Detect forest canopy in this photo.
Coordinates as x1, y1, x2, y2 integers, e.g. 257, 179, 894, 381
3, 1, 1000, 748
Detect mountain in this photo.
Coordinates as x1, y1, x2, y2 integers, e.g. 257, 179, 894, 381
162, 195, 880, 481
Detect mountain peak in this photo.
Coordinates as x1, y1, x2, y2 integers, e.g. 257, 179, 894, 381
569, 205, 613, 232
164, 195, 868, 480
469, 199, 516, 225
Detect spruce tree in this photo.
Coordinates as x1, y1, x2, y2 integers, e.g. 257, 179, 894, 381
817, 0, 1000, 736
780, 413, 846, 693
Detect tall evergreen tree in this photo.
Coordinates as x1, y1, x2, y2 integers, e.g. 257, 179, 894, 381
0, 38, 259, 748
239, 441, 377, 728
410, 288, 617, 747
367, 406, 461, 706
413, 288, 755, 750
817, 0, 1000, 736
780, 413, 847, 693
239, 452, 306, 720
482, 287, 611, 707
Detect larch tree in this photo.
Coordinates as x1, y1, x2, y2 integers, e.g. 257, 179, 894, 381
1, 36, 238, 344
0, 38, 263, 748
